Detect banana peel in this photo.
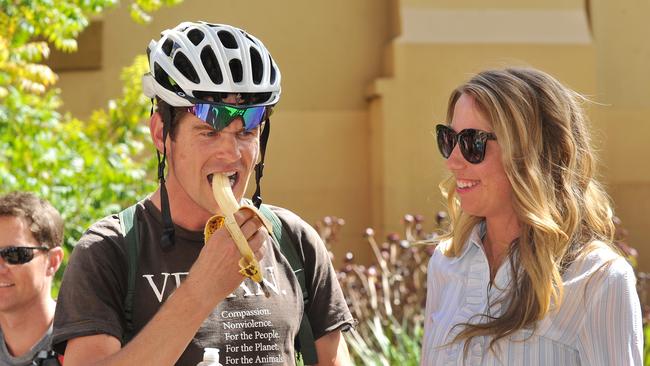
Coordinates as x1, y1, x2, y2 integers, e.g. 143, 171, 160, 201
205, 173, 274, 285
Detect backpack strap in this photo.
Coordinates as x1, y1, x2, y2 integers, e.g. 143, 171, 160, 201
258, 204, 318, 365
32, 349, 62, 366
118, 204, 140, 344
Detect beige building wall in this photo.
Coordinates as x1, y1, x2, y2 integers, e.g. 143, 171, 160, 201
370, 0, 597, 236
56, 0, 650, 269
590, 0, 650, 271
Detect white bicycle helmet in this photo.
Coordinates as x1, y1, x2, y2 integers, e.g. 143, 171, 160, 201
143, 21, 281, 106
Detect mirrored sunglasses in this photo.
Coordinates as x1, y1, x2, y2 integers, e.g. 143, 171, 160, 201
189, 103, 268, 131
0, 246, 49, 265
178, 93, 269, 132
435, 124, 497, 164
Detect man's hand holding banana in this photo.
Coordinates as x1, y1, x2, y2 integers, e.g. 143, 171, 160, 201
204, 173, 274, 287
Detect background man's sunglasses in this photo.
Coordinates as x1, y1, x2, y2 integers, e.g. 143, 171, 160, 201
435, 124, 497, 164
179, 93, 269, 132
0, 246, 49, 265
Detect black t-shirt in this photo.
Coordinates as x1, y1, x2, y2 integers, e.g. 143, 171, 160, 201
53, 199, 353, 366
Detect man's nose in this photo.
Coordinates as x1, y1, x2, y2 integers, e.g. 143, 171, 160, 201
213, 132, 242, 162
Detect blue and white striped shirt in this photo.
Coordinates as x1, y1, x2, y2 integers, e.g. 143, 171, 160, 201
422, 222, 643, 365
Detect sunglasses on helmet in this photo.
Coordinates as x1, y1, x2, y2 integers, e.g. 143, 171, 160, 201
178, 93, 270, 132
0, 246, 49, 265
435, 124, 497, 164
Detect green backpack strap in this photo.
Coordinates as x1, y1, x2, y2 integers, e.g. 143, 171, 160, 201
258, 204, 318, 366
118, 204, 140, 344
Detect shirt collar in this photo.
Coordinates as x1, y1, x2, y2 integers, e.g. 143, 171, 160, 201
456, 220, 487, 260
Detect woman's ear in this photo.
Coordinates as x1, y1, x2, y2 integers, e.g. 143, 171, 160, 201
150, 112, 165, 153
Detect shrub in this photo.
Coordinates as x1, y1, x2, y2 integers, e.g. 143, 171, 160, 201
317, 213, 448, 365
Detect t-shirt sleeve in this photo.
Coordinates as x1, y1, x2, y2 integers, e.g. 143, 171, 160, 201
52, 216, 128, 354
273, 207, 354, 340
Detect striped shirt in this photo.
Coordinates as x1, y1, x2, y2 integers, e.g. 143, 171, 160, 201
422, 222, 643, 365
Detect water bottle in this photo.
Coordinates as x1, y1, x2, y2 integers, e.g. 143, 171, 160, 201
196, 348, 223, 366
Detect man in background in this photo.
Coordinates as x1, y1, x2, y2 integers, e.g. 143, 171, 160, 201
0, 192, 64, 366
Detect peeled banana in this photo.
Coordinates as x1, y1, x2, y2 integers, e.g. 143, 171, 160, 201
205, 173, 273, 285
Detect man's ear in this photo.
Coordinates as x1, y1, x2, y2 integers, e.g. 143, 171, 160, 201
254, 124, 264, 164
46, 247, 64, 277
150, 112, 165, 153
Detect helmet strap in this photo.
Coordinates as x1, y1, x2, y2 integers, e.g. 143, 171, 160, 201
157, 103, 175, 250
252, 118, 270, 208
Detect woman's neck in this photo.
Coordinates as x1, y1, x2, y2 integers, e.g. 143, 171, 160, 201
483, 214, 521, 281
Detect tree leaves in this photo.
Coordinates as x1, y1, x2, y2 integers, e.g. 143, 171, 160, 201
0, 1, 182, 295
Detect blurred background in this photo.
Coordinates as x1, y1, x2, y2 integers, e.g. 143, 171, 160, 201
3, 0, 649, 363
46, 0, 649, 269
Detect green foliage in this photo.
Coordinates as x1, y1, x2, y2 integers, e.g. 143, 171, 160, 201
0, 0, 184, 96
345, 316, 423, 366
1, 55, 157, 294
645, 325, 650, 365
0, 1, 182, 295
130, 0, 184, 24
0, 0, 112, 53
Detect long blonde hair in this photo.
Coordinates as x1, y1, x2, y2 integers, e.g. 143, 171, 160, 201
440, 68, 617, 351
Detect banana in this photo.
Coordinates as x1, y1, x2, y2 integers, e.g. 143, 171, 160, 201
205, 173, 273, 285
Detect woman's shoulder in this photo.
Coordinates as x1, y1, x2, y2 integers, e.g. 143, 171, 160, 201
565, 242, 635, 287
426, 238, 470, 274
430, 239, 452, 261
577, 242, 630, 270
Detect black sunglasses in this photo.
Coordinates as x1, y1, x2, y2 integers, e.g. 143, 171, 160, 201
0, 246, 49, 265
435, 124, 497, 164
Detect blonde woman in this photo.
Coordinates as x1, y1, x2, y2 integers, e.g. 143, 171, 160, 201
422, 67, 642, 365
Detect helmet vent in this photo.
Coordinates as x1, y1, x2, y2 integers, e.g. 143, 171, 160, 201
245, 33, 257, 44
173, 52, 200, 84
218, 31, 238, 49
249, 47, 263, 85
161, 39, 174, 57
201, 46, 223, 84
154, 62, 178, 92
187, 29, 205, 46
229, 59, 243, 82
269, 56, 277, 84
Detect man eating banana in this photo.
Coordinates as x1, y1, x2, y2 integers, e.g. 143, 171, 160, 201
52, 21, 354, 366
